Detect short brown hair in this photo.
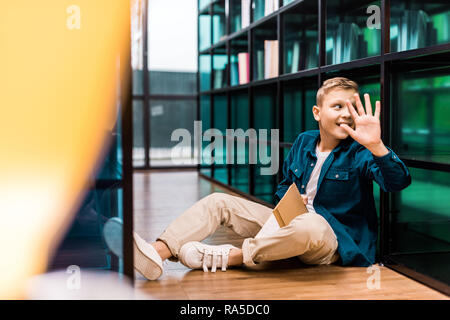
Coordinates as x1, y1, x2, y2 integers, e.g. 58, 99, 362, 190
316, 77, 359, 107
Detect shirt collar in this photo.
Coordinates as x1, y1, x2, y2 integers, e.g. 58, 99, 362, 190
306, 130, 354, 158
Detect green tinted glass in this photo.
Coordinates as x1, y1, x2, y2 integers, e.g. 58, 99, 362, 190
200, 95, 212, 177
230, 91, 250, 192
213, 94, 228, 184
392, 74, 450, 164
231, 0, 242, 34
199, 0, 211, 11
390, 1, 450, 52
326, 0, 381, 65
133, 100, 144, 167
200, 54, 211, 92
253, 20, 278, 81
283, 0, 318, 74
230, 36, 248, 86
199, 14, 211, 51
283, 80, 318, 142
253, 86, 277, 204
212, 1, 226, 44
213, 48, 228, 89
391, 167, 450, 254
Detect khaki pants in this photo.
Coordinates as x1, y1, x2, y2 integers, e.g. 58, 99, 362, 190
158, 192, 339, 267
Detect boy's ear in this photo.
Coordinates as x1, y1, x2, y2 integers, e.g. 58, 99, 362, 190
312, 105, 320, 121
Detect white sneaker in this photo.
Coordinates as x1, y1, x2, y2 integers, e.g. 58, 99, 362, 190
179, 241, 237, 273
133, 232, 163, 280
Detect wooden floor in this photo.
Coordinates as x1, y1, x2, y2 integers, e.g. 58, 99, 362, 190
133, 170, 449, 300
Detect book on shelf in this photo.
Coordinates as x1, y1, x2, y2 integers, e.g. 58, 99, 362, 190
238, 52, 249, 85
256, 49, 264, 80
230, 60, 239, 86
264, 0, 279, 16
272, 183, 308, 228
241, 0, 250, 29
291, 41, 300, 73
264, 40, 278, 79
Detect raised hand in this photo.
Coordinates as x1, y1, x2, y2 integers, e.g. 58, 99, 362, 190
340, 93, 389, 157
339, 93, 381, 147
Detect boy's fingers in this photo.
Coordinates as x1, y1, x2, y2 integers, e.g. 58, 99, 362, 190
340, 123, 356, 139
374, 101, 381, 119
354, 93, 365, 116
364, 93, 373, 116
346, 100, 358, 119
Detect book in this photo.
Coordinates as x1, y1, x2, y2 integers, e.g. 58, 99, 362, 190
264, 40, 278, 79
272, 183, 308, 227
237, 52, 249, 84
256, 49, 264, 80
241, 0, 250, 29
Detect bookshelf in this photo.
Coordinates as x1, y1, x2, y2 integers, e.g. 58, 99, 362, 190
198, 0, 450, 295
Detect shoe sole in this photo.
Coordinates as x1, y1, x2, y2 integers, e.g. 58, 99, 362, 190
133, 232, 163, 280
103, 217, 124, 258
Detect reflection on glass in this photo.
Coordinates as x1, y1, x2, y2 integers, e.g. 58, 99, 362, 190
199, 0, 211, 11
213, 47, 228, 89
390, 1, 450, 52
231, 0, 242, 33
252, 0, 279, 22
212, 1, 226, 44
200, 54, 212, 92
199, 14, 212, 51
131, 0, 144, 95
213, 94, 228, 184
326, 0, 381, 65
253, 86, 277, 204
149, 100, 197, 166
133, 100, 145, 167
389, 167, 450, 285
392, 73, 450, 164
253, 20, 278, 81
283, 0, 318, 74
253, 0, 265, 22
230, 36, 248, 86
150, 71, 196, 95
230, 91, 250, 193
200, 95, 212, 177
283, 79, 318, 142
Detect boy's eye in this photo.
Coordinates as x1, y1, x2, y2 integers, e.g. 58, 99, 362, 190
333, 104, 342, 109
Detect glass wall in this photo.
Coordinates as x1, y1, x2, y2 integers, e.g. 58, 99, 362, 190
253, 84, 277, 204
326, 0, 381, 65
230, 90, 250, 193
200, 94, 212, 177
392, 72, 450, 164
149, 99, 197, 166
132, 0, 198, 168
197, 0, 450, 292
390, 1, 450, 52
283, 77, 319, 143
283, 0, 318, 74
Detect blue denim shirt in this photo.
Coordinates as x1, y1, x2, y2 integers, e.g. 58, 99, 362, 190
275, 130, 411, 267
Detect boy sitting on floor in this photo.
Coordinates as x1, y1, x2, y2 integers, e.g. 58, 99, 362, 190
123, 77, 411, 280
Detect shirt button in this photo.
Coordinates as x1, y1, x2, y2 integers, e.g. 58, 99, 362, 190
335, 174, 339, 178
310, 163, 314, 167
301, 185, 305, 188
295, 169, 298, 172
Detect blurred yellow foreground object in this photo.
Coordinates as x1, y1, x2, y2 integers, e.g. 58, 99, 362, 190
0, 0, 130, 299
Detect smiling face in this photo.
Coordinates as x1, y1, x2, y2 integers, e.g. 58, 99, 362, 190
312, 88, 357, 141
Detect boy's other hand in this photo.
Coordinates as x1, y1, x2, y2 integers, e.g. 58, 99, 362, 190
301, 194, 308, 205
